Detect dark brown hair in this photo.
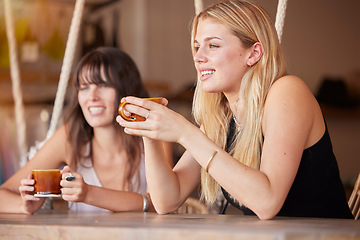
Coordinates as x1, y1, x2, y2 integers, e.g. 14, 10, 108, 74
63, 47, 148, 191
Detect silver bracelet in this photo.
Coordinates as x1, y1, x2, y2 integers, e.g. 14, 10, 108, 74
141, 193, 149, 212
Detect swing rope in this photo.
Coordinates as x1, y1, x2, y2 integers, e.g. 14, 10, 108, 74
46, 0, 85, 140
5, 0, 85, 162
27, 0, 86, 160
194, 0, 288, 43
4, 0, 28, 167
275, 0, 288, 43
194, 0, 204, 15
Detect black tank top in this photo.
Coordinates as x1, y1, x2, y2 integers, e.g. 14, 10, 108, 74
222, 119, 353, 219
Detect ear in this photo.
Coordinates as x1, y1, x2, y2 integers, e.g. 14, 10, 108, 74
247, 42, 263, 67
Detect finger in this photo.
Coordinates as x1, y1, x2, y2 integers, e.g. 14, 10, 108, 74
61, 165, 74, 174
23, 194, 41, 201
61, 188, 81, 202
125, 96, 162, 110
123, 127, 152, 138
61, 178, 77, 187
61, 172, 81, 186
119, 119, 152, 131
123, 96, 142, 104
61, 166, 77, 181
123, 103, 149, 117
19, 185, 35, 193
120, 97, 127, 103
61, 187, 76, 195
116, 115, 122, 123
161, 98, 169, 106
65, 173, 75, 181
20, 178, 35, 186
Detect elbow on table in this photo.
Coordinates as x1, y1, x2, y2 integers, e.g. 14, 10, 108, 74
253, 202, 282, 220
155, 209, 169, 215
256, 211, 277, 220
152, 201, 180, 215
154, 204, 180, 215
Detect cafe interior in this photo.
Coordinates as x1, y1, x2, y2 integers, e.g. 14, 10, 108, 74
0, 0, 360, 239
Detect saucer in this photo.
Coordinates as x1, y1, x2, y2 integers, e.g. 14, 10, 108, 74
34, 193, 62, 198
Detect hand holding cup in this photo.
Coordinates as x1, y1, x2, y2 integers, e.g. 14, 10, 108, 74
32, 169, 62, 197
118, 97, 163, 122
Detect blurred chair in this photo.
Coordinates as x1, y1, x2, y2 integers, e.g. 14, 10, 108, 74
348, 173, 360, 220
176, 197, 208, 214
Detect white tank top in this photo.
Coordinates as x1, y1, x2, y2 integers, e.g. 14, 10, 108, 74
68, 153, 147, 212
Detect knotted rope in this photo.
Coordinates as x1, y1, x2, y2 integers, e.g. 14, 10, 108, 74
46, 0, 85, 140
194, 0, 203, 15
27, 0, 85, 160
275, 0, 288, 43
4, 0, 28, 167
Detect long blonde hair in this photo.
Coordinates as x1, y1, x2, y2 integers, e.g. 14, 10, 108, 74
191, 0, 287, 204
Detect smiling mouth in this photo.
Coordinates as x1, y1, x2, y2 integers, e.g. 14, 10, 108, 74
201, 70, 215, 77
89, 107, 105, 114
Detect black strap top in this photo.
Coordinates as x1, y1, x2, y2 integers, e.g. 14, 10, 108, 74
221, 119, 353, 219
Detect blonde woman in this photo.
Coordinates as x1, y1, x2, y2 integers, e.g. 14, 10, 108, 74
117, 0, 353, 219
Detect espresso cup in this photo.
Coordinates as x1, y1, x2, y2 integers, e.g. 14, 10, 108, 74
118, 97, 163, 122
32, 169, 62, 196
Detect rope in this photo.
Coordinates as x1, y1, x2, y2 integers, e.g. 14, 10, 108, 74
194, 0, 203, 15
46, 0, 85, 140
4, 0, 28, 167
275, 0, 288, 43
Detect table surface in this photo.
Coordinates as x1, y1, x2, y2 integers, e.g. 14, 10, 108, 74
0, 211, 359, 240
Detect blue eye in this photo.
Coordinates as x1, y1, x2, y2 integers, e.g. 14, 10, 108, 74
79, 85, 89, 91
209, 44, 219, 48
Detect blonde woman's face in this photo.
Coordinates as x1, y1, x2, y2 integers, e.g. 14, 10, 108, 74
193, 18, 251, 98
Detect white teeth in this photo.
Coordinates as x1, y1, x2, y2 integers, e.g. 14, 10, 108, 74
201, 70, 215, 76
89, 107, 105, 114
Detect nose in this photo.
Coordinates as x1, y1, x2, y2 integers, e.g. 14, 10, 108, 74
88, 86, 99, 101
193, 47, 207, 64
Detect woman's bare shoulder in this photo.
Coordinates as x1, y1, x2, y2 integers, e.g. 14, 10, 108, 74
263, 75, 320, 133
271, 75, 310, 93
267, 75, 316, 107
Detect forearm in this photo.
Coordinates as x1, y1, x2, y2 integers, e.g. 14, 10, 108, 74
83, 185, 149, 212
178, 127, 283, 219
178, 124, 222, 171
143, 138, 181, 213
0, 188, 26, 214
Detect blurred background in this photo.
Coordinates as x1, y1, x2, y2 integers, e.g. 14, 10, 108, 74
0, 0, 359, 197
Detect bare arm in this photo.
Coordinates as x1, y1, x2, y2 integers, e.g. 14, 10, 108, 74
117, 78, 324, 218
0, 126, 69, 214
181, 76, 323, 219
117, 97, 229, 213
143, 138, 201, 214
117, 99, 202, 213
60, 166, 155, 212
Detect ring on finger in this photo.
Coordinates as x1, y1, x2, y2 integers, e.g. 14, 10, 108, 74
66, 172, 75, 181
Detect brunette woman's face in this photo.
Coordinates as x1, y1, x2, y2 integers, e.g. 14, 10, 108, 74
193, 18, 251, 98
77, 80, 117, 129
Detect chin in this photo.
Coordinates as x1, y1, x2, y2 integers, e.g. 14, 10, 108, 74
200, 82, 220, 93
201, 87, 219, 93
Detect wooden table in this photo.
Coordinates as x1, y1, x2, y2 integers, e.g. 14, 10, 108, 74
0, 211, 359, 239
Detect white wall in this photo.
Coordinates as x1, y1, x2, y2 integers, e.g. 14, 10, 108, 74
120, 0, 197, 95
120, 0, 360, 95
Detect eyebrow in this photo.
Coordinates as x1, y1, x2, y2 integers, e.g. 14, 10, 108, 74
194, 36, 222, 44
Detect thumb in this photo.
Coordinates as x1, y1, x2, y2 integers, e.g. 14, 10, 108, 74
61, 165, 74, 174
